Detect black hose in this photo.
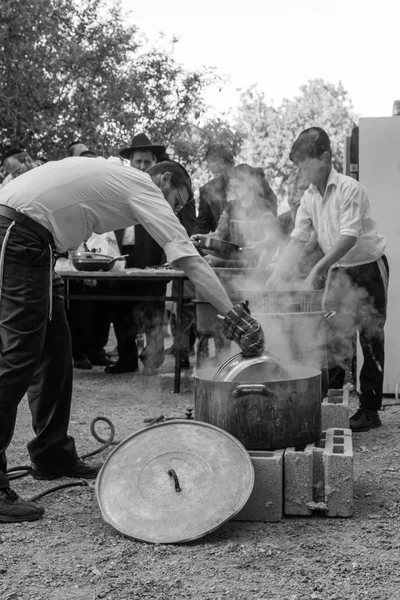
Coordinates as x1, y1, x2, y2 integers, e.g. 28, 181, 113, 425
30, 481, 89, 502
6, 416, 118, 501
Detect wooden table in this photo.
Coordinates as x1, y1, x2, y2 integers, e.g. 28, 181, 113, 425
59, 267, 188, 393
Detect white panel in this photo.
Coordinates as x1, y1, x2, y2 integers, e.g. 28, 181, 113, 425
359, 117, 400, 394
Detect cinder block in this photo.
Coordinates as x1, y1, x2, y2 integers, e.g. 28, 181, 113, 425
284, 444, 314, 515
321, 388, 349, 430
233, 450, 284, 522
323, 427, 353, 517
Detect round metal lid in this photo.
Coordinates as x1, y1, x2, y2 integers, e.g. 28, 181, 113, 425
213, 352, 290, 382
95, 420, 254, 544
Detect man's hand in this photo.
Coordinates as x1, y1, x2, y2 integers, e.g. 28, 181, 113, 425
301, 265, 324, 290
223, 302, 265, 356
190, 233, 207, 245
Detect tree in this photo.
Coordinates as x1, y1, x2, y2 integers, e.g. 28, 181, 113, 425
235, 79, 357, 202
0, 0, 213, 160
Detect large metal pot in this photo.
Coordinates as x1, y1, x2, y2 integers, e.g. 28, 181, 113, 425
193, 360, 322, 450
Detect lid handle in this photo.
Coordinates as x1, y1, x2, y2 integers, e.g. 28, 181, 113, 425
232, 384, 274, 398
168, 469, 182, 493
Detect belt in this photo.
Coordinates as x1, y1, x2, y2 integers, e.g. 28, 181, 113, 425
0, 205, 53, 245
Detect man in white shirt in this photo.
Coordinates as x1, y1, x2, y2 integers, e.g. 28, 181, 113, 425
0, 157, 264, 523
267, 127, 389, 433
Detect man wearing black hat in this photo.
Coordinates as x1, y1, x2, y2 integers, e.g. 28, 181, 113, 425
106, 134, 170, 375
119, 133, 166, 170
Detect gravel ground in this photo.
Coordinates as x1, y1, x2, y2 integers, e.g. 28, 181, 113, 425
1, 351, 400, 600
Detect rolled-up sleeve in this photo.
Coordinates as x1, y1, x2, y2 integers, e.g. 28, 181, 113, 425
338, 184, 364, 238
290, 200, 313, 243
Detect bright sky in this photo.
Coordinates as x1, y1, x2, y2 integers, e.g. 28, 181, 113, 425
122, 0, 399, 120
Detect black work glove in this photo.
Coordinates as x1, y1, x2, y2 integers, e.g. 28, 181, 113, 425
223, 302, 265, 356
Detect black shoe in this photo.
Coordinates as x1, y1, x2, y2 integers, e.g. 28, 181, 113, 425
104, 362, 138, 374
90, 355, 116, 367
350, 408, 382, 432
31, 459, 102, 481
0, 488, 44, 523
74, 357, 93, 370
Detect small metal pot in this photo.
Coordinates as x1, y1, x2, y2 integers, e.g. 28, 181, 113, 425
72, 251, 128, 272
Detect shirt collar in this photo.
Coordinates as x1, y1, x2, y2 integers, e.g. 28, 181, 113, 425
309, 166, 339, 196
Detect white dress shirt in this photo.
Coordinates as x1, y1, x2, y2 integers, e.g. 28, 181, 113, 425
291, 167, 386, 268
0, 157, 199, 266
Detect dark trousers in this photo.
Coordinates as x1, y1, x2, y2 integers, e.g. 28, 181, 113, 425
0, 220, 78, 488
66, 281, 111, 362
324, 256, 389, 410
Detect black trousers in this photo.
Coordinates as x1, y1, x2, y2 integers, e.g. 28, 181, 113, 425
0, 219, 78, 488
324, 256, 389, 410
66, 280, 111, 362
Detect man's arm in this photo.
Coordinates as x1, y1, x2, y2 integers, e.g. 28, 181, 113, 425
265, 238, 306, 290
302, 235, 357, 289
173, 254, 233, 315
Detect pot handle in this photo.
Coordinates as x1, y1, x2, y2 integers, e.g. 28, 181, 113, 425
232, 384, 274, 398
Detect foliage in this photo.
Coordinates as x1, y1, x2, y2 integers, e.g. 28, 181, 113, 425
235, 79, 357, 202
0, 0, 213, 160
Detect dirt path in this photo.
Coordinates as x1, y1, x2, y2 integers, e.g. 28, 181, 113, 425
1, 356, 400, 600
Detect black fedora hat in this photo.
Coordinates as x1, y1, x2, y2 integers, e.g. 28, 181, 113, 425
119, 133, 166, 160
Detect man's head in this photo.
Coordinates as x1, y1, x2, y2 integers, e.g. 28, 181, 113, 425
119, 133, 166, 171
1, 149, 37, 178
289, 127, 332, 186
79, 150, 97, 158
147, 161, 192, 216
205, 143, 235, 177
67, 141, 89, 157
129, 149, 157, 171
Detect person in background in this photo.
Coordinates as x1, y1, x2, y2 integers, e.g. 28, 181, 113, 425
107, 133, 169, 375
1, 148, 40, 188
67, 140, 89, 157
193, 144, 235, 236
167, 187, 198, 369
266, 127, 388, 433
273, 170, 324, 285
0, 156, 264, 522
193, 164, 278, 268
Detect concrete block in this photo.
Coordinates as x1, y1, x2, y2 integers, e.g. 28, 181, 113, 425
323, 427, 353, 517
233, 450, 284, 522
321, 388, 349, 431
284, 444, 314, 515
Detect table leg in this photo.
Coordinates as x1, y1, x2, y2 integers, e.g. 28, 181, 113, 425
174, 280, 183, 393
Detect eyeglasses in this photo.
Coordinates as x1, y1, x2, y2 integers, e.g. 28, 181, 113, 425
173, 183, 186, 215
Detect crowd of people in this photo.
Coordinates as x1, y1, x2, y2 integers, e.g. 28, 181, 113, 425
0, 126, 389, 525
0, 136, 297, 376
